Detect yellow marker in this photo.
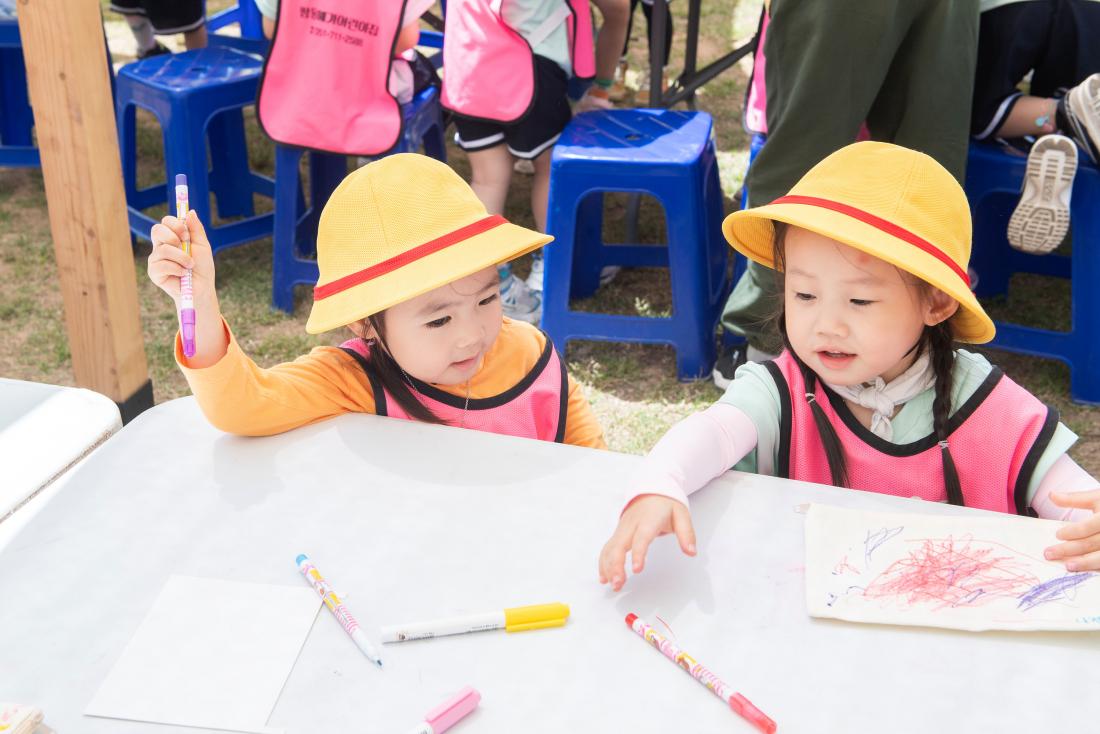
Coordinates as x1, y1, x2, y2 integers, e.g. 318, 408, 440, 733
380, 602, 570, 642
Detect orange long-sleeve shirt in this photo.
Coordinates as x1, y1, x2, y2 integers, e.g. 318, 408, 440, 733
175, 317, 607, 449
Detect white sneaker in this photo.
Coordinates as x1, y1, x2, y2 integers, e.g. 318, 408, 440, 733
525, 255, 619, 294
500, 274, 541, 323
1064, 73, 1100, 163
525, 254, 544, 292
1007, 134, 1077, 254
576, 87, 614, 113
599, 265, 621, 286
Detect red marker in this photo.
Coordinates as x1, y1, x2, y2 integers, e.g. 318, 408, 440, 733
625, 613, 777, 733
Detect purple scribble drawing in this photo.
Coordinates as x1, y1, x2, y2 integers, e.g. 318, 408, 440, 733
957, 588, 986, 607
1017, 573, 1096, 611
864, 526, 904, 565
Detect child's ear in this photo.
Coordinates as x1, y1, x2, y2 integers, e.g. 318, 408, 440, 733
347, 319, 377, 340
923, 289, 959, 327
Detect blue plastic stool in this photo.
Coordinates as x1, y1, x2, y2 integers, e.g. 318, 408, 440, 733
208, 0, 265, 39
116, 47, 274, 253
965, 142, 1100, 404
207, 0, 270, 56
0, 1, 39, 168
270, 85, 448, 312
542, 109, 729, 380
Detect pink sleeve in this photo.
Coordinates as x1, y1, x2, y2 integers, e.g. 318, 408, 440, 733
622, 403, 758, 513
1030, 454, 1099, 522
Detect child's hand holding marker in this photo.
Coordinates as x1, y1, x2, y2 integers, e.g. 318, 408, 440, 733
147, 209, 228, 368
599, 494, 697, 592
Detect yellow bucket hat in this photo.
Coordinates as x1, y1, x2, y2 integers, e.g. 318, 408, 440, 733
305, 154, 553, 334
722, 141, 995, 344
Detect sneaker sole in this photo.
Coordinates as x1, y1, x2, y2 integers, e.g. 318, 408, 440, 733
503, 308, 541, 325
1007, 135, 1077, 255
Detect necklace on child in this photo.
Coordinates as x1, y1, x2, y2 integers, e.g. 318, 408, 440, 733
459, 381, 470, 427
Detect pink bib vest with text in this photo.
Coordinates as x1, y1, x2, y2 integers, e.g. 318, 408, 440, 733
442, 0, 595, 123
258, 0, 404, 155
339, 336, 568, 442
767, 352, 1057, 514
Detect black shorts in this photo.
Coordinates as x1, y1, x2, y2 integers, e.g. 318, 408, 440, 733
972, 0, 1100, 138
452, 54, 571, 160
109, 0, 205, 34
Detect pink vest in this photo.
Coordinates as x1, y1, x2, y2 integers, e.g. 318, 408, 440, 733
339, 336, 568, 442
766, 352, 1057, 514
743, 9, 769, 135
258, 0, 403, 155
442, 0, 595, 123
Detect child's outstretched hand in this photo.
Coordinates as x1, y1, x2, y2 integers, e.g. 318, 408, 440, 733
147, 211, 216, 306
1045, 490, 1100, 571
598, 494, 696, 592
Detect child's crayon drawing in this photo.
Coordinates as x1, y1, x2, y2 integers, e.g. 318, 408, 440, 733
804, 504, 1100, 632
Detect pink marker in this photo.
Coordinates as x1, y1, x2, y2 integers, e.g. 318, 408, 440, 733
174, 174, 196, 358
625, 613, 777, 734
405, 686, 480, 734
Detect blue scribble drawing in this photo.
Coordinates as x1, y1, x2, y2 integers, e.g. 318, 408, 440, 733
826, 593, 838, 607
864, 526, 904, 565
1017, 572, 1096, 611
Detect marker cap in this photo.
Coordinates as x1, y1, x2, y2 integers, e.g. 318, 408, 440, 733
729, 693, 777, 734
425, 686, 480, 734
503, 602, 570, 632
176, 174, 187, 187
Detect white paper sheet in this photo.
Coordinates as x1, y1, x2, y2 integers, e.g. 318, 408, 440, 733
86, 575, 321, 733
805, 504, 1100, 632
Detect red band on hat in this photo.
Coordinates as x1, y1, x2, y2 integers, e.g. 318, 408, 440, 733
314, 215, 509, 301
772, 195, 970, 287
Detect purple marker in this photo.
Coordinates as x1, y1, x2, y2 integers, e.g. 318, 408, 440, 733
174, 174, 196, 358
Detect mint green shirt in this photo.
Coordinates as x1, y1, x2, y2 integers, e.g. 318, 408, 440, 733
502, 0, 573, 76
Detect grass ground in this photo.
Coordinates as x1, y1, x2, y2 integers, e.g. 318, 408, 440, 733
1, 0, 1097, 475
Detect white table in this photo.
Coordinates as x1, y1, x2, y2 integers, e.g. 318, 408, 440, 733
0, 397, 1096, 733
0, 378, 121, 525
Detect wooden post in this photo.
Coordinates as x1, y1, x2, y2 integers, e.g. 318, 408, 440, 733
16, 0, 152, 422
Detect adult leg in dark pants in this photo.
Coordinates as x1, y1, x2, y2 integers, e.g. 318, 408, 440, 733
714, 0, 978, 387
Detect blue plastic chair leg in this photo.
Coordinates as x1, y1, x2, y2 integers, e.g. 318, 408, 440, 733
207, 110, 255, 219
272, 146, 308, 313
0, 46, 33, 147
271, 146, 343, 313
569, 192, 605, 300
296, 153, 346, 258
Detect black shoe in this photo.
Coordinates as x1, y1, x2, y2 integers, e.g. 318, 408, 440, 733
137, 42, 171, 61
712, 344, 748, 390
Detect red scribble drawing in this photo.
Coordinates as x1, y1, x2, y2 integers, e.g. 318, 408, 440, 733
860, 535, 1040, 610
831, 554, 861, 576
